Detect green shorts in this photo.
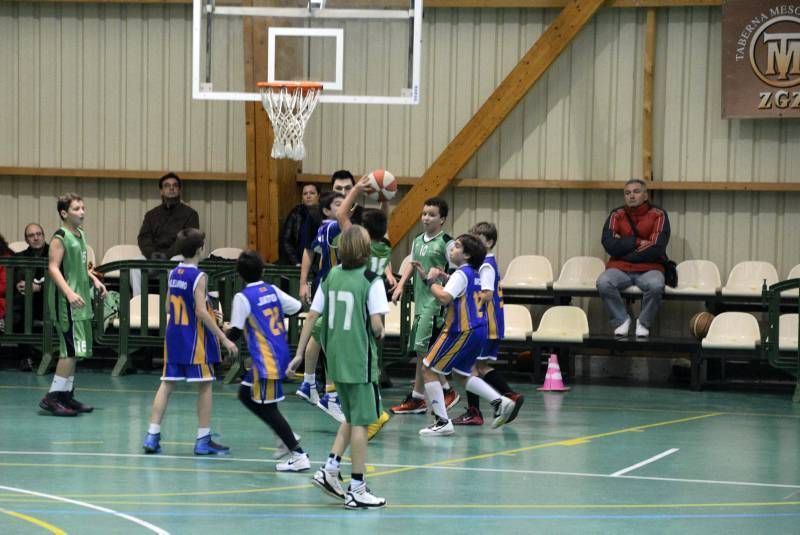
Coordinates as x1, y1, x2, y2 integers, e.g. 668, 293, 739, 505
57, 319, 93, 359
407, 305, 443, 355
336, 382, 382, 426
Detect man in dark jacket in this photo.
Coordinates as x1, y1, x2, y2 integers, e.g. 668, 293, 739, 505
597, 179, 670, 338
14, 223, 49, 322
138, 173, 200, 259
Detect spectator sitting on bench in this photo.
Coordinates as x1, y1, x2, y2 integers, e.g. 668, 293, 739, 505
13, 223, 49, 328
138, 173, 200, 260
597, 179, 670, 338
0, 234, 13, 332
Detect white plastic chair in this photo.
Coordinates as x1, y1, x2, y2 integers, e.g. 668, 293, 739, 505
552, 256, 606, 291
701, 312, 761, 350
781, 264, 800, 298
100, 244, 143, 279
8, 241, 27, 253
500, 255, 553, 290
530, 306, 589, 342
112, 294, 162, 330
385, 301, 415, 337
665, 260, 722, 296
720, 261, 779, 297
210, 247, 243, 260
502, 304, 533, 341
778, 314, 799, 352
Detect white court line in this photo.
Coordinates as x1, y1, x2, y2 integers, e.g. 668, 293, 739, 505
0, 485, 170, 535
610, 448, 679, 477
1, 450, 799, 491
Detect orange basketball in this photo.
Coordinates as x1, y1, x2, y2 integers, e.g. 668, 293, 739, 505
689, 311, 714, 339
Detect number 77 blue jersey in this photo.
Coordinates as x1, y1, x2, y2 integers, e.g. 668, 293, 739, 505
165, 264, 221, 365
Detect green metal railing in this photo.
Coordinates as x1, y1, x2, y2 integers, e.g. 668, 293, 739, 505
762, 278, 800, 403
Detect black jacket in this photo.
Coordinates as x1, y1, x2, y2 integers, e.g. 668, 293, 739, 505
279, 204, 322, 265
137, 202, 200, 259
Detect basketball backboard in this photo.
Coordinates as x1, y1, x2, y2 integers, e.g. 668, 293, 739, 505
192, 0, 423, 105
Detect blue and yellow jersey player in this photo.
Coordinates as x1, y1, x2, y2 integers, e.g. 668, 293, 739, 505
223, 250, 310, 472
415, 234, 518, 437
452, 222, 523, 427
143, 228, 238, 456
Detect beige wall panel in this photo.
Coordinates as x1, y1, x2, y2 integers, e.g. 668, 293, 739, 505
0, 3, 245, 173
0, 178, 246, 262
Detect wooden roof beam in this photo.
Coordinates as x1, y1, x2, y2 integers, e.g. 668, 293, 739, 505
387, 0, 608, 244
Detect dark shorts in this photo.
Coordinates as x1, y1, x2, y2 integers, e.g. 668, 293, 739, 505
161, 362, 216, 382
423, 325, 487, 377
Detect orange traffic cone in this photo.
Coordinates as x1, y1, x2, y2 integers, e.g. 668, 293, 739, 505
537, 354, 570, 392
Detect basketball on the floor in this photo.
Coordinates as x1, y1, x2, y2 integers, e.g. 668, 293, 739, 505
689, 311, 714, 339
365, 169, 397, 202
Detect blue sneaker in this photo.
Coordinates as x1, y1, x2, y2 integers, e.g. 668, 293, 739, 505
296, 381, 320, 405
316, 393, 345, 423
194, 434, 230, 455
143, 432, 161, 454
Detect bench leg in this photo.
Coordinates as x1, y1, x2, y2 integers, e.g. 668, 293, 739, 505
794, 381, 800, 404
690, 350, 702, 391
222, 358, 242, 384
36, 350, 54, 376
111, 353, 131, 377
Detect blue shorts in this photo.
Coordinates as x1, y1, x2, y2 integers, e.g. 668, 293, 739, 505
241, 369, 285, 404
476, 339, 501, 361
161, 362, 216, 382
423, 325, 487, 377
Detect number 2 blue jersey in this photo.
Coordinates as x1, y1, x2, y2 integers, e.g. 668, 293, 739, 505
482, 254, 505, 340
443, 265, 487, 334
165, 264, 221, 365
241, 282, 290, 380
311, 219, 341, 287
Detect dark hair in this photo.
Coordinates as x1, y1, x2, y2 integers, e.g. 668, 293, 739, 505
319, 191, 344, 213
339, 226, 372, 269
360, 208, 387, 241
175, 228, 205, 258
301, 183, 320, 195
57, 193, 83, 220
330, 170, 354, 185
237, 250, 265, 283
0, 234, 11, 257
159, 172, 182, 188
423, 197, 448, 219
470, 221, 497, 249
456, 233, 486, 270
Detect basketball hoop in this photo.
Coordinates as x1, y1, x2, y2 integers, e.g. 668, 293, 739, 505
257, 81, 323, 161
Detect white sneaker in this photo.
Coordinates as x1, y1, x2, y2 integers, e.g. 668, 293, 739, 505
276, 451, 310, 472
317, 394, 346, 424
635, 319, 650, 337
312, 468, 345, 500
273, 432, 301, 459
614, 317, 631, 337
344, 484, 386, 509
491, 396, 517, 429
419, 419, 454, 437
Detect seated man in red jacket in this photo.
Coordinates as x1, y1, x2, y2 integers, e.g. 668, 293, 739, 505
597, 179, 670, 338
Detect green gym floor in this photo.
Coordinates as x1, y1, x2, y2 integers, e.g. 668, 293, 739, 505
1, 370, 799, 534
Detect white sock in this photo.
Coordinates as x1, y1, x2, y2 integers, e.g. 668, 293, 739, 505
411, 390, 425, 400
466, 376, 501, 403
304, 373, 316, 385
424, 381, 448, 420
441, 380, 451, 390
349, 479, 365, 490
325, 457, 340, 471
49, 375, 69, 393
148, 423, 161, 435
197, 427, 211, 439
66, 376, 75, 391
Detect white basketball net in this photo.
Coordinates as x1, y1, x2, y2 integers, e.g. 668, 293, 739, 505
259, 84, 322, 161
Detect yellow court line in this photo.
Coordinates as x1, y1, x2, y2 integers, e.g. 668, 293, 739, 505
0, 462, 257, 476
366, 412, 723, 479
0, 507, 67, 534
1, 498, 800, 510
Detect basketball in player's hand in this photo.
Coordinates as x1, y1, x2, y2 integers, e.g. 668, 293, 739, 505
364, 169, 397, 202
